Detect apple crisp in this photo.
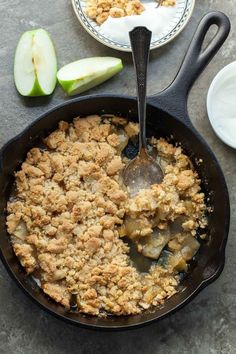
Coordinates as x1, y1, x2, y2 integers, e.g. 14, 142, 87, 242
7, 115, 207, 316
85, 0, 176, 25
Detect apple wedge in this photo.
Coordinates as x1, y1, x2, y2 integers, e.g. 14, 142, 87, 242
14, 29, 57, 96
57, 57, 123, 96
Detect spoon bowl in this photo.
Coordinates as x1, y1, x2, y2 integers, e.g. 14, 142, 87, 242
123, 148, 163, 197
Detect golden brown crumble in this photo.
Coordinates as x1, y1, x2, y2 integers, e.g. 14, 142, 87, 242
162, 0, 176, 6
7, 115, 207, 316
86, 0, 145, 24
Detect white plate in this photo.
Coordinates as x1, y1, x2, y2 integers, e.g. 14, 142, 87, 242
207, 61, 236, 149
72, 0, 195, 52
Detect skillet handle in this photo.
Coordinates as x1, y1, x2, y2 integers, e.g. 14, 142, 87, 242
148, 11, 230, 125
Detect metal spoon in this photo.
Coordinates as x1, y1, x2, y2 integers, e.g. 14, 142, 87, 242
123, 27, 163, 197
156, 0, 164, 8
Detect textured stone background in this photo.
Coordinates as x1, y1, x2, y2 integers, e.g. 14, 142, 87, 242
0, 0, 235, 353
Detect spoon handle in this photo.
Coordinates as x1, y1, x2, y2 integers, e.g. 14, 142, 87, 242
129, 27, 152, 151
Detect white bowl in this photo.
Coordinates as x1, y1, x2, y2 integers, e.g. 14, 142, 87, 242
72, 0, 195, 52
207, 61, 236, 149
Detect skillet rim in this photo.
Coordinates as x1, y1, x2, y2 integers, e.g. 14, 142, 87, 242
0, 94, 230, 330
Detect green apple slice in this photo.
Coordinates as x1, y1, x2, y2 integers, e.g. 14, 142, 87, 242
57, 57, 123, 96
14, 29, 57, 96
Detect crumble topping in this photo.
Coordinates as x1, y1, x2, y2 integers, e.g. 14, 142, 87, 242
7, 115, 207, 316
86, 0, 145, 25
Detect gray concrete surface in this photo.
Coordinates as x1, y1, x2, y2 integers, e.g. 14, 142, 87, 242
0, 0, 236, 353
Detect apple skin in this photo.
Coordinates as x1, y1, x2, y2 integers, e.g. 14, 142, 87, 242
57, 58, 123, 96
14, 29, 57, 97
27, 76, 45, 97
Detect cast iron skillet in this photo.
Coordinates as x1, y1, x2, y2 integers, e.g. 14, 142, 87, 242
0, 11, 231, 330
